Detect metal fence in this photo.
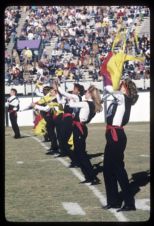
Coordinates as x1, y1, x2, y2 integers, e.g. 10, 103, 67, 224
5, 78, 150, 97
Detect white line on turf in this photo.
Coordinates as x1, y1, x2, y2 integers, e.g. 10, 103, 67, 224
24, 133, 129, 222
125, 128, 149, 132
135, 199, 150, 211
16, 161, 24, 164
62, 202, 86, 215
140, 155, 150, 157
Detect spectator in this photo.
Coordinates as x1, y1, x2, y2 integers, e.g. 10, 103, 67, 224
5, 6, 150, 86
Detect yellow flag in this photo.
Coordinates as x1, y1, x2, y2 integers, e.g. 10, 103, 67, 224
68, 133, 74, 151
33, 114, 47, 136
107, 51, 145, 90
112, 32, 122, 51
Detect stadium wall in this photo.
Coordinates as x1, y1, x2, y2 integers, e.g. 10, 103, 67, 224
5, 91, 150, 127
5, 79, 150, 95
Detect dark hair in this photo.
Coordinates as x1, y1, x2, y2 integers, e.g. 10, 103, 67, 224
43, 86, 51, 95
11, 88, 17, 95
124, 79, 139, 105
74, 83, 85, 96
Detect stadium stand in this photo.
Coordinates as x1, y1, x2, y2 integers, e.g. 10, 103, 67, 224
5, 6, 150, 95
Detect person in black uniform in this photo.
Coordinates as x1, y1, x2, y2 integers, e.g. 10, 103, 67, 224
33, 86, 61, 154
55, 83, 85, 166
35, 85, 52, 142
68, 85, 103, 185
39, 86, 52, 142
102, 78, 139, 211
5, 88, 21, 138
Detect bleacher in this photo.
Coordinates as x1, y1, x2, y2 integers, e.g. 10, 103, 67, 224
5, 6, 150, 95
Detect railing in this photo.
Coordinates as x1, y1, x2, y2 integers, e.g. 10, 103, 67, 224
5, 78, 150, 96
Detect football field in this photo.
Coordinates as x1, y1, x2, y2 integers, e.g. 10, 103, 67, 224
5, 122, 150, 222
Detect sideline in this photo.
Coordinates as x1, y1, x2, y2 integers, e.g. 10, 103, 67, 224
24, 133, 129, 222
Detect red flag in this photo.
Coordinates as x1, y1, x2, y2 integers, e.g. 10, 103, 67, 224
100, 51, 114, 87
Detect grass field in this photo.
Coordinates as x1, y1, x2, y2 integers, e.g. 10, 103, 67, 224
5, 122, 150, 222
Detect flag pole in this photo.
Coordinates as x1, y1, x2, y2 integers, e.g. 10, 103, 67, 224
101, 12, 138, 123
102, 76, 107, 123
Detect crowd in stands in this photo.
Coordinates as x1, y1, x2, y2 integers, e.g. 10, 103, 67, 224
5, 6, 21, 46
5, 6, 150, 86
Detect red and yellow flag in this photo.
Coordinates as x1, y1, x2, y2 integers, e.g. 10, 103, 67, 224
100, 51, 145, 90
33, 113, 46, 136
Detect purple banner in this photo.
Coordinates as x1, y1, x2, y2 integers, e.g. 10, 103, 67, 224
16, 39, 41, 50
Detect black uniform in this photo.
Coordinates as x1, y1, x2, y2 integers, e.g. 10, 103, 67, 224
60, 95, 82, 158
103, 92, 135, 208
43, 98, 59, 151
72, 101, 99, 183
6, 96, 21, 138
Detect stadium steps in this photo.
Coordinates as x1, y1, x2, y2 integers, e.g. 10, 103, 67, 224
16, 7, 29, 38
139, 17, 150, 35
41, 37, 58, 60
135, 16, 150, 36
5, 7, 29, 73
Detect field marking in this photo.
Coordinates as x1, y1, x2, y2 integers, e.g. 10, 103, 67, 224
140, 155, 150, 158
136, 199, 150, 211
16, 161, 24, 164
62, 202, 86, 215
23, 133, 129, 222
100, 156, 104, 161
125, 128, 149, 133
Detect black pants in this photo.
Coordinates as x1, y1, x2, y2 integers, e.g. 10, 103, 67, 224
103, 129, 135, 206
59, 115, 76, 163
73, 124, 96, 180
54, 114, 63, 152
60, 115, 73, 156
9, 112, 20, 138
45, 115, 58, 150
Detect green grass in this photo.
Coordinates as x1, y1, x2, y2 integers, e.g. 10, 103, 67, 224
5, 123, 150, 222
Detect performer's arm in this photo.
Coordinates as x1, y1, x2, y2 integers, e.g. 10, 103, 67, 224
58, 86, 79, 101
35, 88, 44, 97
20, 103, 33, 111
102, 89, 123, 104
33, 104, 50, 112
33, 102, 59, 112
5, 102, 9, 107
69, 101, 87, 108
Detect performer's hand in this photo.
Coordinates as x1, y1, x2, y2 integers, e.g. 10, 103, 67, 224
54, 78, 60, 86
52, 80, 58, 90
31, 102, 36, 108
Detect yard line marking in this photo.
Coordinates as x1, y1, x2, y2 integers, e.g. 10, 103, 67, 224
140, 155, 150, 158
41, 145, 49, 150
62, 202, 86, 215
136, 199, 150, 211
24, 133, 129, 222
125, 128, 149, 132
16, 159, 58, 164
16, 161, 24, 164
100, 156, 104, 161
33, 159, 58, 162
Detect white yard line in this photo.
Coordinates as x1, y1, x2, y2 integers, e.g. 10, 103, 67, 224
23, 133, 129, 222
125, 128, 149, 132
62, 202, 86, 215
135, 199, 150, 211
16, 161, 24, 164
140, 155, 150, 158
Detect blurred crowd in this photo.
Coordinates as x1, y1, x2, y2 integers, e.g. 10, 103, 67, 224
5, 6, 21, 46
5, 6, 150, 86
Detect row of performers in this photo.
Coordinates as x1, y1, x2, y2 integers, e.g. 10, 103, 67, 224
22, 81, 103, 185
21, 78, 139, 210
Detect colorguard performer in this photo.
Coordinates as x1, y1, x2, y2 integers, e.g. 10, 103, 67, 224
102, 78, 138, 211
5, 88, 21, 139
